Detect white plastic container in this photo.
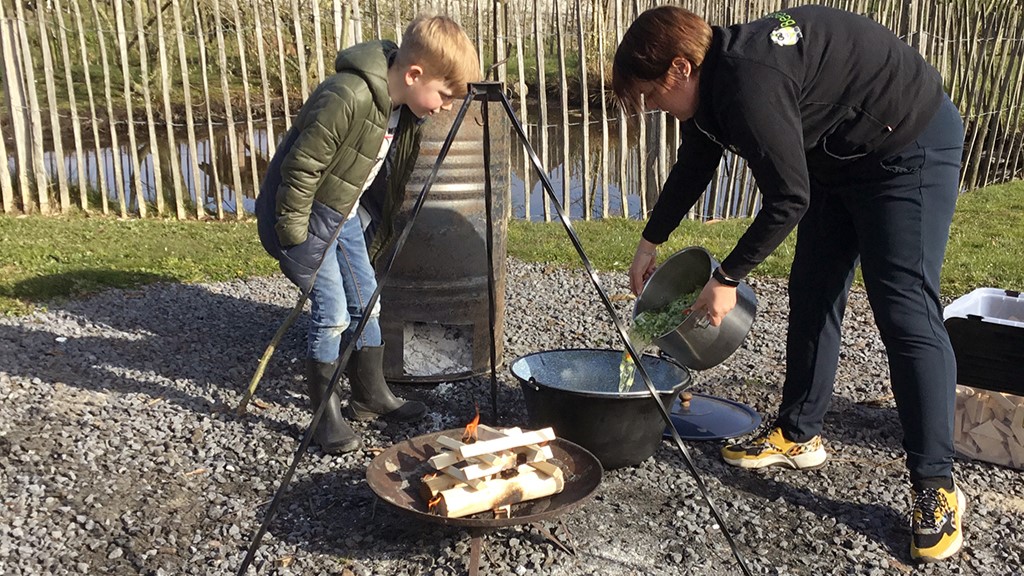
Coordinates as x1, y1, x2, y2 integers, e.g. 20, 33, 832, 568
944, 288, 1024, 468
943, 287, 1024, 328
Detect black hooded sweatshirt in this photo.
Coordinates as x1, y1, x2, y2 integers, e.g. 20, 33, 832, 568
642, 5, 945, 280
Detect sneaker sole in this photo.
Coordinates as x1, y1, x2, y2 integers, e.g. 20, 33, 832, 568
722, 449, 828, 470
915, 487, 966, 563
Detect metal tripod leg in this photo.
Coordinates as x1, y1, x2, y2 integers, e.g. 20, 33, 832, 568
468, 530, 485, 576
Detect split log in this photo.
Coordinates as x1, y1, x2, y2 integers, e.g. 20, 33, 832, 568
419, 473, 463, 500
458, 428, 555, 459
954, 386, 1024, 469
435, 464, 565, 518
429, 427, 552, 470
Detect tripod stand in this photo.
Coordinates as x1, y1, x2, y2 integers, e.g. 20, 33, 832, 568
237, 81, 753, 576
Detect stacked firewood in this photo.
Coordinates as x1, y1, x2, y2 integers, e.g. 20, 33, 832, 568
420, 423, 564, 518
954, 386, 1024, 469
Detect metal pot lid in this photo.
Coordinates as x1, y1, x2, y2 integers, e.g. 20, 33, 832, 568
662, 393, 762, 441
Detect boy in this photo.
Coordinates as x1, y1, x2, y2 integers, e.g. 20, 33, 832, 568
256, 15, 481, 454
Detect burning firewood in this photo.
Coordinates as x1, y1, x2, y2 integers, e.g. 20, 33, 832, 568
433, 464, 565, 518
421, 421, 565, 518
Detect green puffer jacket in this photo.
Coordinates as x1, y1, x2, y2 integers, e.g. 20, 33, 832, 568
256, 40, 422, 290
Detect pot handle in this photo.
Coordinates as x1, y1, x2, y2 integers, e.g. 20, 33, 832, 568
656, 350, 688, 371
525, 377, 541, 391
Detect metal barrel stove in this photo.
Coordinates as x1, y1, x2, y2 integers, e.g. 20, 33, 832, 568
379, 101, 510, 383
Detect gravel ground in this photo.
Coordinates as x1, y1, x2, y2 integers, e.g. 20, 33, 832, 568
1, 258, 1022, 576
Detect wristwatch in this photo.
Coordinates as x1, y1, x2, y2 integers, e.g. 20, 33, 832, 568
712, 266, 741, 287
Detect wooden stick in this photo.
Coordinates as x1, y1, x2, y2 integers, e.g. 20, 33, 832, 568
420, 473, 462, 499
458, 428, 555, 459
445, 451, 519, 482
236, 293, 307, 415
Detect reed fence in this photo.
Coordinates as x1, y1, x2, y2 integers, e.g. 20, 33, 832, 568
1, 0, 1022, 220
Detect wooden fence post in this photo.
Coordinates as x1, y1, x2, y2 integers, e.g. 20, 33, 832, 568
35, 4, 71, 213
574, 0, 590, 220
133, 0, 166, 217
171, 0, 206, 218
154, 0, 186, 219
512, 1, 529, 219
532, 0, 549, 221
192, 0, 223, 219
14, 0, 50, 213
212, 0, 246, 220
0, 6, 29, 213
230, 0, 260, 217
71, 0, 112, 214
292, 0, 310, 101
113, 0, 146, 217
553, 1, 570, 215
53, 0, 89, 212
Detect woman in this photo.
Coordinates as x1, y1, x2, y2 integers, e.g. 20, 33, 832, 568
613, 5, 965, 562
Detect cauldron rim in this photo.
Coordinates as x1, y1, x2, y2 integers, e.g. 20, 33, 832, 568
509, 347, 691, 399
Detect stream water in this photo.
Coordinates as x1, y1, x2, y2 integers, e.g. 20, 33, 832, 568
5, 103, 762, 221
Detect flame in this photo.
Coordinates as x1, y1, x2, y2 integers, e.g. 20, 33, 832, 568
427, 494, 442, 512
461, 404, 480, 443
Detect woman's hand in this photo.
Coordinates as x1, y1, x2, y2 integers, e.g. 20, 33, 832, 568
629, 239, 660, 296
691, 276, 738, 327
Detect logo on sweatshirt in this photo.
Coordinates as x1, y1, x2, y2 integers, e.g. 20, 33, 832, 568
765, 11, 803, 46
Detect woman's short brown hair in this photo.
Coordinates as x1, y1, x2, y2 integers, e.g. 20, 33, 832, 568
612, 6, 713, 114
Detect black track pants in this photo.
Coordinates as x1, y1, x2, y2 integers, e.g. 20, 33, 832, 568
777, 97, 964, 483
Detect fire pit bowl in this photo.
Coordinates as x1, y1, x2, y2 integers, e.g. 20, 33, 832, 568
510, 348, 692, 469
366, 429, 602, 528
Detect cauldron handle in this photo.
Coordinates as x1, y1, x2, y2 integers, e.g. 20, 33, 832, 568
656, 350, 687, 371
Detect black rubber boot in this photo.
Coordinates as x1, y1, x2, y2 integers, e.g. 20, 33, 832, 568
345, 345, 427, 422
306, 360, 361, 454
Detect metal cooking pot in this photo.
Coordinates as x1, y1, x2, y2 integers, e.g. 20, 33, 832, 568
510, 348, 691, 469
634, 247, 757, 370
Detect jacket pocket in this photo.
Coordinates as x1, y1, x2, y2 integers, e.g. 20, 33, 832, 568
278, 200, 344, 292
818, 105, 894, 161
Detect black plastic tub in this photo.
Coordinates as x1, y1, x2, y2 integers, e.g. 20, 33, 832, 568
510, 348, 691, 469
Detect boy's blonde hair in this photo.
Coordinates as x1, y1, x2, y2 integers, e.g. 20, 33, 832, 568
396, 15, 481, 97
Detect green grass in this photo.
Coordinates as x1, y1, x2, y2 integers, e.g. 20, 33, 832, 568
0, 216, 278, 315
0, 180, 1021, 315
507, 180, 1024, 298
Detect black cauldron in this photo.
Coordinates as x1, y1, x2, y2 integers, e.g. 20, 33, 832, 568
510, 348, 691, 469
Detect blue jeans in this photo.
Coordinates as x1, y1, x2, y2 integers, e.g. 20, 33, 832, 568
307, 215, 382, 363
778, 97, 964, 484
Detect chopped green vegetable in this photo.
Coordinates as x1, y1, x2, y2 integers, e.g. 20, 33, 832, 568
617, 287, 702, 393
631, 287, 703, 340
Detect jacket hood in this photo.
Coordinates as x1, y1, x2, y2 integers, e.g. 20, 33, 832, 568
333, 40, 398, 112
